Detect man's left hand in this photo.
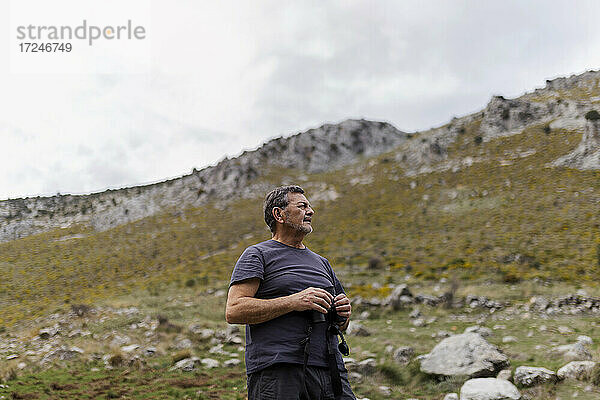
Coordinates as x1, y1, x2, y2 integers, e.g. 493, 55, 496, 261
333, 294, 351, 323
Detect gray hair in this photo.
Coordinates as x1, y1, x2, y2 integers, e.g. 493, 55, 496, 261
263, 185, 305, 233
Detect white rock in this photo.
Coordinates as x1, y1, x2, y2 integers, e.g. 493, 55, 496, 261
201, 358, 220, 369
557, 361, 596, 380
444, 394, 459, 400
420, 333, 509, 377
464, 326, 493, 337
121, 344, 139, 353
502, 336, 518, 343
223, 358, 241, 367
552, 342, 592, 361
496, 369, 512, 380
346, 321, 372, 336
460, 378, 521, 400
577, 335, 593, 345
558, 326, 574, 334
513, 366, 557, 387
378, 385, 391, 396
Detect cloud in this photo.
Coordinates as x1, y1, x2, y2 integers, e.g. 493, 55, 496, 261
1, 0, 600, 199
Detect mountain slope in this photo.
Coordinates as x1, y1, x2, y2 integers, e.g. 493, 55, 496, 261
2, 70, 600, 329
0, 119, 406, 242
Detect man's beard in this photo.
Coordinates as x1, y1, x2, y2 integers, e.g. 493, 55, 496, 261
284, 220, 313, 235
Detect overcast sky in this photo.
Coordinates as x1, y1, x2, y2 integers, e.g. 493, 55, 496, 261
1, 0, 600, 200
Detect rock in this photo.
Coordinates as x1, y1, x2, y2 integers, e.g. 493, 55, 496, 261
411, 318, 426, 327
17, 362, 26, 370
444, 394, 459, 400
502, 336, 518, 343
464, 326, 493, 337
223, 358, 241, 367
513, 366, 557, 387
577, 335, 593, 345
386, 284, 414, 310
552, 118, 600, 169
358, 311, 370, 320
497, 369, 512, 380
201, 358, 220, 369
225, 324, 240, 336
348, 371, 363, 383
110, 334, 131, 347
6, 354, 18, 360
558, 326, 574, 334
420, 333, 509, 378
392, 347, 414, 365
173, 338, 193, 349
557, 361, 596, 380
170, 357, 200, 372
552, 342, 592, 361
433, 330, 454, 339
346, 321, 371, 337
40, 347, 82, 364
143, 347, 157, 357
480, 95, 550, 141
355, 358, 377, 375
121, 344, 139, 353
409, 309, 421, 319
460, 378, 521, 400
377, 386, 391, 396
39, 326, 60, 339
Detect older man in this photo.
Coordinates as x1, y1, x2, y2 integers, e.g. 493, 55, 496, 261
226, 185, 355, 400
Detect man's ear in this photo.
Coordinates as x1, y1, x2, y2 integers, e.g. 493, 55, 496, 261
273, 207, 284, 223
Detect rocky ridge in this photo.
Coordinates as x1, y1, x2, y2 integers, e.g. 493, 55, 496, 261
0, 119, 406, 242
3, 70, 600, 243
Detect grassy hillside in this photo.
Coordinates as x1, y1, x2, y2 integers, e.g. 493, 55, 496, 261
0, 129, 596, 328
2, 87, 600, 330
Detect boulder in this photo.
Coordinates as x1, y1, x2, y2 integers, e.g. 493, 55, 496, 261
513, 366, 557, 387
170, 357, 200, 372
444, 394, 459, 400
355, 358, 377, 375
552, 342, 592, 361
392, 346, 414, 365
577, 335, 593, 345
557, 361, 596, 380
386, 284, 413, 309
464, 326, 493, 337
201, 358, 220, 369
346, 321, 371, 337
460, 378, 521, 400
496, 369, 512, 380
420, 333, 509, 378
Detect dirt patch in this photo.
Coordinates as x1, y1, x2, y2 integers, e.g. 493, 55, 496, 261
50, 382, 79, 391
168, 376, 211, 388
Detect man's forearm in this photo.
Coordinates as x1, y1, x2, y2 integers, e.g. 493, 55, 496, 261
226, 295, 296, 325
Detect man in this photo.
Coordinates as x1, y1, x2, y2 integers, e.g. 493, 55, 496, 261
226, 185, 356, 400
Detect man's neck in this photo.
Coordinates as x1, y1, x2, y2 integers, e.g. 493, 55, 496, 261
271, 230, 306, 249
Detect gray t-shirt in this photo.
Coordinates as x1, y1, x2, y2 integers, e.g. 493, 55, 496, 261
229, 239, 346, 375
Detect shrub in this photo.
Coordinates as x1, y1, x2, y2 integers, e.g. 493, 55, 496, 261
109, 352, 124, 367
543, 125, 551, 134
185, 278, 196, 287
585, 110, 600, 121
474, 136, 483, 145
172, 350, 192, 364
368, 257, 383, 270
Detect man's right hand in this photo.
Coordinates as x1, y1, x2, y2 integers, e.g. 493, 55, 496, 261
289, 287, 333, 314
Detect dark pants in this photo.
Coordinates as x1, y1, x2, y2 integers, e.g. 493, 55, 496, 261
248, 363, 356, 400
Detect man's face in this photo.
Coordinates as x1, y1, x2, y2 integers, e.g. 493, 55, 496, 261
281, 192, 314, 234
